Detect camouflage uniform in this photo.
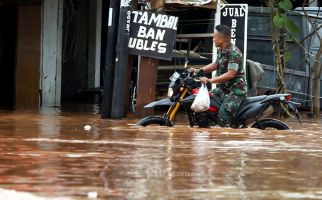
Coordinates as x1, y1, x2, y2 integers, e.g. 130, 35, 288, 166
212, 44, 247, 127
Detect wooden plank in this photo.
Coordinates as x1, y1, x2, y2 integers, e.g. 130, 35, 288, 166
88, 0, 102, 88
136, 57, 158, 115
176, 33, 213, 38
135, 0, 165, 116
15, 5, 41, 108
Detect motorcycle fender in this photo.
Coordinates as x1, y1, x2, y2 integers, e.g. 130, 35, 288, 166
144, 98, 175, 108
287, 101, 302, 125
262, 94, 288, 103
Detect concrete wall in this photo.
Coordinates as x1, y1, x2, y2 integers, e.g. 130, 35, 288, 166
41, 0, 64, 107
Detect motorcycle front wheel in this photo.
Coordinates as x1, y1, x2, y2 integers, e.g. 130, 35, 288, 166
137, 116, 170, 127
252, 118, 289, 130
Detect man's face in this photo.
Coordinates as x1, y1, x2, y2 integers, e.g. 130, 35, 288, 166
213, 31, 224, 48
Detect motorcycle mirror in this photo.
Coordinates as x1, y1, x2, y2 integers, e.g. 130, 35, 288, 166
184, 57, 189, 69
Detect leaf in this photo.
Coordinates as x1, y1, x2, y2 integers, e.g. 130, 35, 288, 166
273, 15, 287, 28
286, 19, 300, 33
285, 51, 292, 62
278, 0, 293, 11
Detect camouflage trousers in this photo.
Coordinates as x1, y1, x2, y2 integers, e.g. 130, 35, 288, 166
211, 88, 246, 127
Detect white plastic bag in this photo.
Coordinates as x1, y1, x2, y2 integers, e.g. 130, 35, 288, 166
191, 83, 210, 112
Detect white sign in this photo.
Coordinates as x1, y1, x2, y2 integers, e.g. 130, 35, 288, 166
220, 4, 248, 68
128, 11, 179, 60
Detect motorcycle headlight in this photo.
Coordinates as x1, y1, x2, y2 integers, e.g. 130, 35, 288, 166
168, 87, 174, 97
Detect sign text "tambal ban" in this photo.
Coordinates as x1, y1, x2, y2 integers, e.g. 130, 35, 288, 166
129, 11, 178, 60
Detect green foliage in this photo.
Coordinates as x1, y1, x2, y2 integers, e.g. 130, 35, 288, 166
272, 0, 300, 33
284, 51, 292, 62
277, 0, 293, 11
285, 19, 300, 33
273, 14, 287, 27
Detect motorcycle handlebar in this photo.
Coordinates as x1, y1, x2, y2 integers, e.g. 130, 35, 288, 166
184, 69, 204, 78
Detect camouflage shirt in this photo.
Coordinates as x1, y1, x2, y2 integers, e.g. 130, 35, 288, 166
215, 44, 247, 97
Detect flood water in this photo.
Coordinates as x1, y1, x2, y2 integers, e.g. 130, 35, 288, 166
0, 105, 322, 200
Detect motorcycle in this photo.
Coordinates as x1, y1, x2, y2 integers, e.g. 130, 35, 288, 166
137, 70, 302, 129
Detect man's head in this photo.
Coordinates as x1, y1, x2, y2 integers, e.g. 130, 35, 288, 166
213, 25, 231, 48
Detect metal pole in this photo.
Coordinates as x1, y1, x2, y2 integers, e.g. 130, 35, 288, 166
111, 0, 132, 119
101, 0, 120, 118
212, 0, 221, 90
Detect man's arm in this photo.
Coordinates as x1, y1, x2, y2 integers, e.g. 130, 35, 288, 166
210, 69, 236, 83
200, 69, 237, 84
200, 62, 218, 73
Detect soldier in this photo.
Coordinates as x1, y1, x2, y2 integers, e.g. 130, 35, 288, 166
191, 25, 247, 127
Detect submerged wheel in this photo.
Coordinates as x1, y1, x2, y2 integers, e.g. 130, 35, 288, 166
252, 118, 289, 130
136, 116, 169, 127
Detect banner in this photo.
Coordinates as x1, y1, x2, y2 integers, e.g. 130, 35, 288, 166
220, 4, 248, 67
128, 11, 179, 60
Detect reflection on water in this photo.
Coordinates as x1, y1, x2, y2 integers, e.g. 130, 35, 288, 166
0, 106, 322, 199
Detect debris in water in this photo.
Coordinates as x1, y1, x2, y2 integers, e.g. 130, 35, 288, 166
87, 191, 98, 199
84, 125, 92, 131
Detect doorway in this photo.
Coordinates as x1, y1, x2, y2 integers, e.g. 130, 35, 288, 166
0, 5, 41, 109
0, 6, 17, 108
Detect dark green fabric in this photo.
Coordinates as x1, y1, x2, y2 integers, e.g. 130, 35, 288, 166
216, 44, 247, 96
212, 44, 247, 127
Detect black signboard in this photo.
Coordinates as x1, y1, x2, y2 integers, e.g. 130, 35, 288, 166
220, 4, 248, 66
128, 11, 179, 60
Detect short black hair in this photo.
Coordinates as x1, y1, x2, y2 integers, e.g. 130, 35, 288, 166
215, 25, 231, 40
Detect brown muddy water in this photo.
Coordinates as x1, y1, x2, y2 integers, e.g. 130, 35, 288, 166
0, 105, 322, 200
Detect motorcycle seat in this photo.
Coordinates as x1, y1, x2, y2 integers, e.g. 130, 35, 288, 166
241, 95, 267, 105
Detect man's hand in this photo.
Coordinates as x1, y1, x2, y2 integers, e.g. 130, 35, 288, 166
188, 67, 201, 75
200, 77, 209, 84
